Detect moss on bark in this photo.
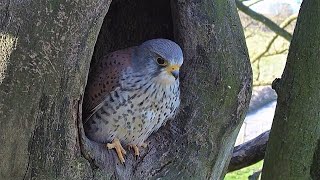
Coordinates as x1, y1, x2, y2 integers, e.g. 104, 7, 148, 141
262, 1, 320, 179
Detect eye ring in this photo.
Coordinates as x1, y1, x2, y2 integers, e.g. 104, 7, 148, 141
156, 57, 167, 66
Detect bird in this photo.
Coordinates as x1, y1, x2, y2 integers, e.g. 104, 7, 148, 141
83, 39, 183, 164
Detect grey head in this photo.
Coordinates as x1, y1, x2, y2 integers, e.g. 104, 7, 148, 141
132, 39, 183, 84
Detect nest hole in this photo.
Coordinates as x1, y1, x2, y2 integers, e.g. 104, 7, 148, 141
80, 0, 175, 171
91, 0, 174, 69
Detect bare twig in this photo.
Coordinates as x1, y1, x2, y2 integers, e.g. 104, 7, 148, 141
252, 35, 278, 64
247, 0, 264, 7
245, 32, 255, 39
243, 21, 254, 30
235, 0, 293, 41
251, 14, 298, 64
255, 58, 261, 81
264, 49, 289, 57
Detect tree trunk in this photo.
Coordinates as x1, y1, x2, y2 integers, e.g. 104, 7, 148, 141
0, 0, 252, 179
0, 1, 112, 179
261, 0, 320, 179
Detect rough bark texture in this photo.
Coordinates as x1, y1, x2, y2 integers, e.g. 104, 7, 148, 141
0, 0, 252, 179
0, 1, 112, 179
228, 130, 269, 172
261, 0, 320, 179
80, 0, 252, 179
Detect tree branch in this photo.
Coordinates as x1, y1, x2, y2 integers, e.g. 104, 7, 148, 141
235, 0, 292, 41
228, 130, 270, 172
251, 14, 298, 64
263, 49, 289, 57
252, 35, 278, 64
247, 0, 264, 7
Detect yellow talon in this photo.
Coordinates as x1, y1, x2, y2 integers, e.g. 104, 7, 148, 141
107, 138, 126, 164
128, 143, 148, 157
133, 145, 139, 156
128, 144, 139, 156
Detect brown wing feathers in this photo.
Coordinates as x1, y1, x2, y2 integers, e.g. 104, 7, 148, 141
83, 48, 133, 120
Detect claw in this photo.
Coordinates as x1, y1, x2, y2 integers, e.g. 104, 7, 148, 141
128, 143, 148, 157
128, 144, 139, 156
107, 138, 126, 164
133, 145, 140, 156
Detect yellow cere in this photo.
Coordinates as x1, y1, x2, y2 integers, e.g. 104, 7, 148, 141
166, 64, 180, 73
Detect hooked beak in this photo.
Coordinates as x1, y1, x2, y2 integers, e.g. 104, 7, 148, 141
166, 64, 180, 80
171, 70, 179, 80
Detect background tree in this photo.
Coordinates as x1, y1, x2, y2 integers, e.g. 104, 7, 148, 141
262, 0, 320, 179
0, 0, 252, 179
236, 0, 297, 87
227, 1, 298, 175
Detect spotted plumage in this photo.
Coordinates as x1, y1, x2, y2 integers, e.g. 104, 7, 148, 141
83, 39, 183, 163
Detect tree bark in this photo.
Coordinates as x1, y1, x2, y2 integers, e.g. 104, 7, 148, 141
261, 0, 320, 179
0, 0, 252, 179
0, 1, 112, 179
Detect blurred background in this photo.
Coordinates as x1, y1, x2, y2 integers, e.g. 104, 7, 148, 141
225, 0, 302, 179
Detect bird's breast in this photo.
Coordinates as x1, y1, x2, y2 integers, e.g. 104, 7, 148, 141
85, 78, 180, 145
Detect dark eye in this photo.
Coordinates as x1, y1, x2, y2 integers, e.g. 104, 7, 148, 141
156, 57, 167, 66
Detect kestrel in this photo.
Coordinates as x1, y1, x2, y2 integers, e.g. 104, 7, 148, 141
83, 39, 183, 163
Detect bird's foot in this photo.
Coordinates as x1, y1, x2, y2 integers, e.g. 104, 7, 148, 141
107, 138, 126, 164
128, 143, 148, 157
128, 144, 140, 156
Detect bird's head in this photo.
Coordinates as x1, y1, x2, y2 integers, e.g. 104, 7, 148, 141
133, 39, 183, 85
